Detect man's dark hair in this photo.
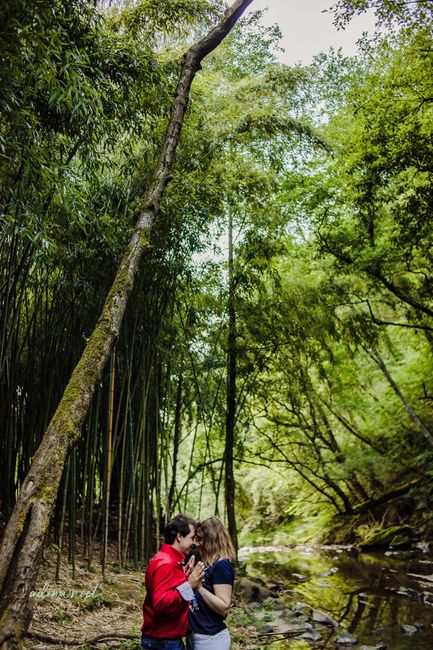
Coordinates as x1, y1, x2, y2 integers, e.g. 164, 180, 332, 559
164, 514, 197, 544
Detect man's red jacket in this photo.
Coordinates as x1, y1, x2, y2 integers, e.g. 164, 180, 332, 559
141, 543, 190, 639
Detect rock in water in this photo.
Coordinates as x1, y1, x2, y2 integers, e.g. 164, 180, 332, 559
423, 591, 433, 605
312, 609, 339, 628
292, 601, 312, 616
407, 572, 433, 582
397, 586, 421, 598
273, 622, 312, 635
359, 525, 411, 550
400, 624, 418, 635
297, 630, 322, 642
334, 632, 357, 645
236, 577, 271, 602
372, 628, 386, 635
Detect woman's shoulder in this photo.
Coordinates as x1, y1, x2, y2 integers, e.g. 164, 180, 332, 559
209, 558, 235, 583
214, 558, 234, 568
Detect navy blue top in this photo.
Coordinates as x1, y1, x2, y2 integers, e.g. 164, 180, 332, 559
189, 559, 235, 635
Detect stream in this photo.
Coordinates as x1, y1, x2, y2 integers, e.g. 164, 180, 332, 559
238, 545, 433, 649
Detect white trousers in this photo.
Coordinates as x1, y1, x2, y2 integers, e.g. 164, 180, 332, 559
191, 627, 230, 650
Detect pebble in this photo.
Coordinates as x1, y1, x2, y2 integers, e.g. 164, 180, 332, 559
334, 632, 357, 645
373, 627, 386, 635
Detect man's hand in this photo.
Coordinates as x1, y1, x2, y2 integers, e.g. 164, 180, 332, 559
184, 554, 195, 578
187, 561, 205, 590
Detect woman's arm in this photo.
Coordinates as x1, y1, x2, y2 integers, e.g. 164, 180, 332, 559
197, 583, 232, 616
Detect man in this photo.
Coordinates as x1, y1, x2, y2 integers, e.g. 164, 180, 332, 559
141, 514, 205, 650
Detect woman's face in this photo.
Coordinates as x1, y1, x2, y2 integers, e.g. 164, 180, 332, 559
194, 530, 203, 548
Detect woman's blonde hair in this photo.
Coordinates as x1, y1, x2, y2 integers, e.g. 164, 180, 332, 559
196, 517, 236, 565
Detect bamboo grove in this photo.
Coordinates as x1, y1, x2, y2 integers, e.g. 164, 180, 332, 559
2, 0, 433, 617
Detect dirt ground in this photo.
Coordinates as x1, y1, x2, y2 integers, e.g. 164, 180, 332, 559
26, 548, 261, 650
27, 548, 145, 650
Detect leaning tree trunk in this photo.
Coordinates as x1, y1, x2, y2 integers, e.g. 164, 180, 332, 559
370, 347, 433, 449
0, 2, 253, 647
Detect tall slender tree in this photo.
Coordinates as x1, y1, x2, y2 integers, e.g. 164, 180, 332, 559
224, 210, 238, 551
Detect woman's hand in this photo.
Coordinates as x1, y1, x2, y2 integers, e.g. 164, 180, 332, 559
184, 554, 195, 578
188, 561, 205, 590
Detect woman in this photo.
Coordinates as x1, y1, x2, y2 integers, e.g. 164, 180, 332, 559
189, 517, 235, 649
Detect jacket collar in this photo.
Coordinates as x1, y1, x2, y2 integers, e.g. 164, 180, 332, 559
160, 543, 185, 563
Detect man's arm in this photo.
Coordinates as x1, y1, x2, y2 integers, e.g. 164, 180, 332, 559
152, 562, 204, 614
152, 564, 186, 614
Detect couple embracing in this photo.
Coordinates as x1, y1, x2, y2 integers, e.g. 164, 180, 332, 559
141, 514, 235, 650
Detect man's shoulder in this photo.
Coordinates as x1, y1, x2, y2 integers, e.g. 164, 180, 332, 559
148, 548, 180, 572
146, 553, 171, 580
150, 550, 173, 566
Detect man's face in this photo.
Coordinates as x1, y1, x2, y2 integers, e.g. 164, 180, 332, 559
177, 524, 196, 553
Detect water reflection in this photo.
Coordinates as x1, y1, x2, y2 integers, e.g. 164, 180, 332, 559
239, 546, 433, 648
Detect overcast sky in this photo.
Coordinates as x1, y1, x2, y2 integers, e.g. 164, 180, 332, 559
244, 0, 376, 64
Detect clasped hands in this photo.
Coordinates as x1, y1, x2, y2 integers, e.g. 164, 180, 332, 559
185, 554, 205, 590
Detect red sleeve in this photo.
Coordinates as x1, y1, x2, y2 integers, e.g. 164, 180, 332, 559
152, 563, 187, 614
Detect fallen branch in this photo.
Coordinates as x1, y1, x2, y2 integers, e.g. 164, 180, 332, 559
27, 631, 137, 646
257, 628, 308, 638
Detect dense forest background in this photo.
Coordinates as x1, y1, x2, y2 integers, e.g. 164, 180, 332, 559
1, 0, 433, 581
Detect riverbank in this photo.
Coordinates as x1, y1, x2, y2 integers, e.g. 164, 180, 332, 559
236, 544, 433, 648
25, 543, 433, 650
239, 502, 433, 551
